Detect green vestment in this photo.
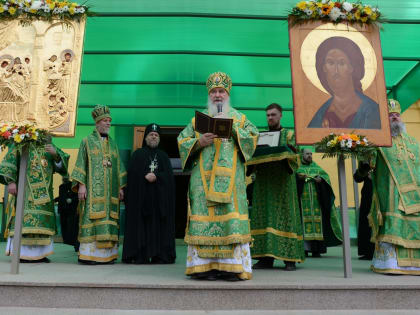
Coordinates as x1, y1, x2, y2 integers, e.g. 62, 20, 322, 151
296, 160, 342, 244
0, 143, 69, 246
177, 108, 258, 261
248, 129, 305, 262
71, 130, 127, 253
368, 133, 420, 268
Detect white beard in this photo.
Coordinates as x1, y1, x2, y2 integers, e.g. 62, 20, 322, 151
390, 120, 406, 137
207, 96, 231, 117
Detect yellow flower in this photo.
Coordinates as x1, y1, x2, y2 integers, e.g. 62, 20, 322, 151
354, 10, 361, 20
296, 1, 307, 10
29, 8, 37, 13
371, 13, 377, 20
364, 6, 372, 16
69, 7, 75, 14
49, 3, 55, 9
0, 7, 4, 13
31, 133, 38, 140
70, 2, 77, 7
14, 134, 22, 143
8, 7, 17, 15
0, 126, 8, 133
361, 16, 368, 23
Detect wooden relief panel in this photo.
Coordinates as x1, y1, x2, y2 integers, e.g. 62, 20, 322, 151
0, 19, 85, 137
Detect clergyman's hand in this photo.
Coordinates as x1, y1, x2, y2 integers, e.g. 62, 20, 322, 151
314, 176, 322, 183
8, 182, 17, 196
214, 112, 228, 118
297, 173, 306, 180
119, 188, 124, 201
45, 144, 57, 157
199, 133, 217, 148
78, 184, 87, 200
145, 172, 157, 183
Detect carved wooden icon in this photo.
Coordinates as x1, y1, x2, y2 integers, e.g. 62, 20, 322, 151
0, 19, 85, 137
289, 21, 391, 146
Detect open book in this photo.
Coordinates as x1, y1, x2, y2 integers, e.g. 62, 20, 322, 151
195, 111, 233, 139
257, 131, 280, 147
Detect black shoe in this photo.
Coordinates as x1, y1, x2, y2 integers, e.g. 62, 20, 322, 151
20, 258, 50, 263
190, 270, 218, 281
78, 258, 97, 265
219, 271, 242, 281
358, 255, 373, 260
40, 257, 51, 263
311, 252, 321, 258
253, 257, 274, 269
284, 261, 296, 271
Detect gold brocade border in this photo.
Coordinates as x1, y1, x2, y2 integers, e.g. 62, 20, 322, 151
189, 213, 249, 222
252, 254, 304, 263
96, 241, 115, 249
184, 234, 252, 246
251, 228, 304, 240
178, 117, 199, 170
383, 211, 420, 222
371, 266, 420, 275
79, 235, 119, 243
25, 209, 54, 216
78, 253, 118, 263
185, 263, 252, 280
21, 238, 52, 246
397, 258, 420, 268
246, 154, 297, 166
10, 228, 55, 237
377, 235, 420, 249
81, 220, 118, 229
73, 166, 86, 176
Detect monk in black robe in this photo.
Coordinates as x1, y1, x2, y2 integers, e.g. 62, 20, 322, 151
122, 123, 176, 264
353, 163, 374, 260
56, 176, 79, 251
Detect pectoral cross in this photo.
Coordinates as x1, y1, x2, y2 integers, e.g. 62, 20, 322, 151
149, 159, 158, 173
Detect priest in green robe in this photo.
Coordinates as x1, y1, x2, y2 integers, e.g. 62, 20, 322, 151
249, 103, 305, 271
356, 99, 420, 274
71, 105, 127, 264
0, 140, 69, 262
177, 72, 258, 281
296, 149, 342, 257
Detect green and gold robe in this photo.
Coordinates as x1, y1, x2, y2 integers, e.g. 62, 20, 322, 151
71, 130, 127, 262
178, 108, 258, 276
368, 133, 420, 273
0, 143, 69, 249
296, 160, 342, 251
248, 129, 305, 262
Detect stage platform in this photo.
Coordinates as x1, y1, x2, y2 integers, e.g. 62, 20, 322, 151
0, 242, 419, 312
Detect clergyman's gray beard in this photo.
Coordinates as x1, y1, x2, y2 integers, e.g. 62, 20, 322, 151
390, 121, 406, 136
146, 140, 159, 148
208, 97, 230, 116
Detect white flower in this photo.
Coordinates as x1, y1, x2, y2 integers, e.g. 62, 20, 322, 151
3, 5, 9, 10
340, 140, 346, 148
346, 141, 352, 148
30, 0, 43, 10
342, 2, 353, 12
304, 8, 313, 16
79, 7, 85, 13
329, 7, 341, 21
53, 7, 60, 14
43, 7, 50, 12
356, 140, 360, 145
35, 131, 39, 137
327, 141, 332, 147
322, 0, 329, 4
12, 128, 18, 134
363, 137, 368, 144
62, 5, 69, 12
20, 134, 25, 140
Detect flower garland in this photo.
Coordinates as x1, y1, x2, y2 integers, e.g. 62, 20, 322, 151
0, 124, 50, 151
0, 0, 93, 24
289, 1, 382, 26
314, 133, 376, 160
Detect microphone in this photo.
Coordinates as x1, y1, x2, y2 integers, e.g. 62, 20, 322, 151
216, 101, 223, 114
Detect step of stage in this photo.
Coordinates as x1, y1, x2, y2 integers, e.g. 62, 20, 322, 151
0, 244, 420, 311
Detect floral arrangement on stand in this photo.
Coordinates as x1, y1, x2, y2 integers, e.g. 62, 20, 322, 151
0, 124, 50, 151
315, 133, 376, 160
289, 1, 383, 26
0, 0, 93, 24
